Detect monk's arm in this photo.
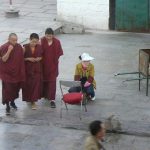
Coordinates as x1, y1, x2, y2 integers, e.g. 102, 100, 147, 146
2, 45, 13, 62
35, 57, 42, 62
24, 57, 36, 62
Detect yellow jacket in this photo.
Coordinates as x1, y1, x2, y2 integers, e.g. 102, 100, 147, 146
74, 63, 96, 88
84, 135, 102, 150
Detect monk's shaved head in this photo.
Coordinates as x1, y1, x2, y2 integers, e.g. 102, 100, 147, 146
9, 33, 17, 38
8, 33, 18, 45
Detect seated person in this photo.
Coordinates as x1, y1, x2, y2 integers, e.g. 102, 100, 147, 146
69, 52, 96, 100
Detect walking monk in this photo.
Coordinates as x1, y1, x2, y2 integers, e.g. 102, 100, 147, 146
22, 33, 43, 110
41, 28, 63, 108
0, 33, 25, 115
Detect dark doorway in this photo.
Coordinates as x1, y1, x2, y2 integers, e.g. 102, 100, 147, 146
109, 0, 116, 30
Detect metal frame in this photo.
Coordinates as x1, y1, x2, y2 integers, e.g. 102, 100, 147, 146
115, 49, 150, 96
59, 80, 87, 120
139, 49, 150, 96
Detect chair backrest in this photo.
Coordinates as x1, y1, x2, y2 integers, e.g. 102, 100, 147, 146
59, 80, 82, 95
59, 80, 81, 87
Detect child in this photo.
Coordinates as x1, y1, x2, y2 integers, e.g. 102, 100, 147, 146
84, 120, 106, 150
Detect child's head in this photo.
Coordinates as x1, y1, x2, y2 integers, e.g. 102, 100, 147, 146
79, 53, 94, 67
89, 120, 106, 141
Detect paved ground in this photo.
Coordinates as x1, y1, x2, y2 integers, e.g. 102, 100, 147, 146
0, 0, 57, 44
0, 0, 150, 150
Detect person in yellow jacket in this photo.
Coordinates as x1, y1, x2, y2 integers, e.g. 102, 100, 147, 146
84, 120, 106, 150
69, 52, 96, 100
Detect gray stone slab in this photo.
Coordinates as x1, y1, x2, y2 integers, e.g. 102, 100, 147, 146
0, 0, 150, 149
104, 133, 150, 150
0, 0, 58, 43
0, 123, 85, 150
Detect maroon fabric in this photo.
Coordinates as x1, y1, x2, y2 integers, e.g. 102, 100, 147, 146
2, 81, 21, 104
63, 92, 83, 104
22, 44, 43, 102
41, 37, 63, 81
0, 42, 25, 83
42, 81, 56, 100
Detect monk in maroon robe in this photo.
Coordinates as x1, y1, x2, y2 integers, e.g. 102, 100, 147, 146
0, 33, 25, 115
22, 33, 43, 110
41, 28, 63, 108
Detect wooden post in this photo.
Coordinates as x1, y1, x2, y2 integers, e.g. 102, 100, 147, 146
9, 0, 12, 5
9, 0, 13, 10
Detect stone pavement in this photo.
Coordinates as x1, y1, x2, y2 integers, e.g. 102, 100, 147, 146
0, 31, 150, 149
0, 0, 59, 44
0, 0, 150, 149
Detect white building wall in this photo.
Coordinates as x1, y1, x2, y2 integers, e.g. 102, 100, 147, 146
57, 0, 109, 30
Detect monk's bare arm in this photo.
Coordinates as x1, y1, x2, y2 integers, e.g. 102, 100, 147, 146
2, 45, 13, 62
35, 57, 42, 62
24, 57, 36, 62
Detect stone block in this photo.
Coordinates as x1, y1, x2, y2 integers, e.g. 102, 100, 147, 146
5, 9, 19, 18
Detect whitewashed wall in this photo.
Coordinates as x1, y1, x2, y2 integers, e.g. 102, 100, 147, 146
57, 0, 109, 30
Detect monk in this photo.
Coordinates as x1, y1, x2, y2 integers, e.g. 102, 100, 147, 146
0, 33, 25, 115
22, 33, 43, 110
41, 28, 63, 108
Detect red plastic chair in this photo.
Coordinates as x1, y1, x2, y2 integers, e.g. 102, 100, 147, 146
59, 80, 87, 119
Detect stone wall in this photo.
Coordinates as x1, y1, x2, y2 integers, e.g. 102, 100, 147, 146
57, 0, 109, 30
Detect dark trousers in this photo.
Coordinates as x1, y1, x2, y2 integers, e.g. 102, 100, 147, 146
69, 84, 95, 98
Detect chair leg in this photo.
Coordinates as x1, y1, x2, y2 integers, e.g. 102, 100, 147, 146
82, 95, 87, 112
65, 103, 68, 111
60, 100, 63, 118
81, 102, 83, 111
84, 101, 87, 112
60, 101, 68, 118
146, 77, 149, 96
79, 101, 83, 120
139, 73, 141, 91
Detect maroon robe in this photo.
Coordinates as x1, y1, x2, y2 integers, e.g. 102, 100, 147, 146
41, 37, 63, 100
22, 44, 43, 102
0, 42, 25, 104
